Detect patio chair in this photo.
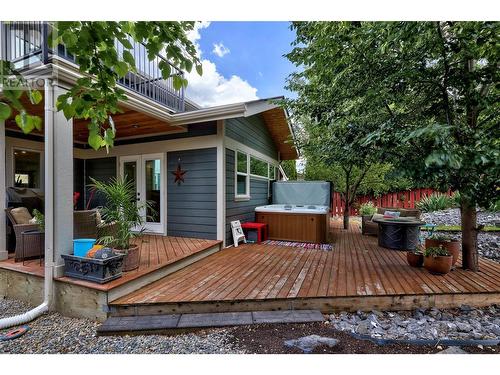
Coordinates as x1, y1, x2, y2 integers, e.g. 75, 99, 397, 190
5, 207, 41, 261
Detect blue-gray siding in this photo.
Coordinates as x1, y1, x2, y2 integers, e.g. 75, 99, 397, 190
225, 148, 270, 245
167, 148, 217, 240
225, 115, 277, 159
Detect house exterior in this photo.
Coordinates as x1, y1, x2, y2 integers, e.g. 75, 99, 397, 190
0, 21, 298, 281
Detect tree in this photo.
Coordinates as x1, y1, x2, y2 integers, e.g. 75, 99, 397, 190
0, 21, 202, 151
280, 159, 298, 180
285, 21, 499, 271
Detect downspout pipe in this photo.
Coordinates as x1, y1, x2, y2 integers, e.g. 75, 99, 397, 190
0, 78, 54, 329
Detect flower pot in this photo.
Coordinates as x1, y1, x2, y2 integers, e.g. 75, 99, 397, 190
425, 238, 446, 249
407, 251, 424, 267
424, 255, 453, 275
115, 244, 140, 272
442, 241, 460, 266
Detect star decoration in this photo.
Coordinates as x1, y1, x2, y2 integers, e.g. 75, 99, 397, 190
172, 161, 187, 185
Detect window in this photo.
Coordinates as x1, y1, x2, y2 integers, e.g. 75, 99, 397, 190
268, 164, 276, 180
250, 156, 268, 178
14, 149, 41, 188
235, 151, 249, 197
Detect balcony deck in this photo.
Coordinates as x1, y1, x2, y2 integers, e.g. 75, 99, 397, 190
111, 220, 500, 315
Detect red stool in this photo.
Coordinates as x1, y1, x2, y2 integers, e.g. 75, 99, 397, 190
241, 222, 268, 244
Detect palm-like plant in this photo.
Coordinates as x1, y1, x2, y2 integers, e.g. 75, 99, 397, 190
90, 176, 155, 251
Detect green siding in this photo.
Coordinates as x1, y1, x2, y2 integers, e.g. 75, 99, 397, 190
225, 115, 278, 159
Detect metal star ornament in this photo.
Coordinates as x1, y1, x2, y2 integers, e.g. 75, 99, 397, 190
172, 159, 187, 185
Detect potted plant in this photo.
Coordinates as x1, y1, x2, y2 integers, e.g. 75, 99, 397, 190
359, 202, 377, 234
425, 233, 460, 266
90, 176, 155, 272
423, 246, 453, 275
407, 246, 424, 267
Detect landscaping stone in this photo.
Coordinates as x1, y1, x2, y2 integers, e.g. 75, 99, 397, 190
437, 346, 468, 354
329, 305, 500, 341
284, 335, 339, 353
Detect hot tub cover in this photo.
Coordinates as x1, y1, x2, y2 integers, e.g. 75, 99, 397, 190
273, 181, 331, 206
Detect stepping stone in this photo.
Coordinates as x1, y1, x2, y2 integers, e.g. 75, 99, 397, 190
97, 314, 180, 333
437, 347, 469, 354
177, 312, 253, 328
285, 335, 339, 353
252, 310, 324, 324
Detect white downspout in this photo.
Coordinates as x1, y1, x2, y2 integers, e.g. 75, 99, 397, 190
0, 79, 54, 329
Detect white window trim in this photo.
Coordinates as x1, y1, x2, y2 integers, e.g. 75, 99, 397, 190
235, 150, 250, 199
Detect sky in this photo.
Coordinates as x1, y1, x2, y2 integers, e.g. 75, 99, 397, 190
185, 22, 298, 107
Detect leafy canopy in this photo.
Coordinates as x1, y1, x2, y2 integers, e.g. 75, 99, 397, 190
0, 21, 202, 151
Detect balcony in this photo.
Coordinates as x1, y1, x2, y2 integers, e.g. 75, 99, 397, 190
1, 21, 185, 113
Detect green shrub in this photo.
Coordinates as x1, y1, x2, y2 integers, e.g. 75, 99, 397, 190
424, 246, 450, 257
359, 201, 377, 216
416, 193, 453, 213
32, 209, 45, 232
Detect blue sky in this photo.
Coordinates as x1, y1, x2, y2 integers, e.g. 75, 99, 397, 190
185, 22, 298, 107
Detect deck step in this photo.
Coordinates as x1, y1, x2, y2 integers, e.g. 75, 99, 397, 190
97, 310, 324, 335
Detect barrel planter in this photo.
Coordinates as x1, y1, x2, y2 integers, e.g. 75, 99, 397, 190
425, 238, 460, 266
114, 244, 140, 272
424, 255, 453, 275
407, 251, 424, 267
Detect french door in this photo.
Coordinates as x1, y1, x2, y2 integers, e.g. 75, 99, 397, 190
119, 153, 165, 234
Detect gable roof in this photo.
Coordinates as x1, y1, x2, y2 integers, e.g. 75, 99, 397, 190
170, 96, 298, 160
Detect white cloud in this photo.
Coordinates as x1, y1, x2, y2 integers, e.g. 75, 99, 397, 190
184, 21, 258, 107
212, 42, 230, 57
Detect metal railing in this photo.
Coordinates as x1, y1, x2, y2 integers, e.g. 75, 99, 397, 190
1, 21, 185, 112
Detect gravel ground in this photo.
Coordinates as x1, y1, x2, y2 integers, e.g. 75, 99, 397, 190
0, 298, 244, 354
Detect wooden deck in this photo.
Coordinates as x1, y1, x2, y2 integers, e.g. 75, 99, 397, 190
111, 220, 500, 315
0, 235, 221, 292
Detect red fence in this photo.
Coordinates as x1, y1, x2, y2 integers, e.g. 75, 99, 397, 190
331, 188, 453, 216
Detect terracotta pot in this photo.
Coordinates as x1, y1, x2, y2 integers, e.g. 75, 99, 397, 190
424, 255, 453, 275
115, 244, 140, 272
442, 241, 461, 266
425, 238, 446, 249
407, 251, 424, 267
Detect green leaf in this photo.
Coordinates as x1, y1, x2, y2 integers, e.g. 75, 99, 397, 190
29, 90, 43, 105
15, 112, 35, 134
122, 50, 136, 68
0, 102, 12, 120
114, 61, 129, 78
158, 60, 171, 79
32, 116, 43, 131
172, 75, 183, 90
184, 59, 193, 73
88, 131, 104, 151
195, 64, 203, 76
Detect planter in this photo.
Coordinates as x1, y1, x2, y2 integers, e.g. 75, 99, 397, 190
407, 251, 424, 267
361, 215, 372, 235
114, 244, 140, 272
424, 255, 453, 275
425, 238, 460, 266
61, 253, 125, 284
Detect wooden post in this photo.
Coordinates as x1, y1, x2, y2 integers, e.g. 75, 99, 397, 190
0, 119, 7, 261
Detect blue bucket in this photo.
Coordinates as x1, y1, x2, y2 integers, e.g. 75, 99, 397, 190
73, 239, 96, 257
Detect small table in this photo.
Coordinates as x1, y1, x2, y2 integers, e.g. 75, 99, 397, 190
21, 229, 45, 265
241, 222, 268, 244
373, 218, 425, 251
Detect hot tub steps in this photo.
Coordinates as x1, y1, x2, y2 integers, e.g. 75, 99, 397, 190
97, 310, 325, 335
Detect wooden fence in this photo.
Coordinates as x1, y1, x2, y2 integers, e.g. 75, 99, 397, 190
331, 188, 453, 216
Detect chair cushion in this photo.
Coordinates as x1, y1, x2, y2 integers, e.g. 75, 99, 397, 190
384, 210, 401, 218
10, 207, 33, 224
371, 213, 384, 222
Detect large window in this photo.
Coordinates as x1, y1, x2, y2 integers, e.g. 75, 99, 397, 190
236, 151, 249, 197
13, 149, 41, 188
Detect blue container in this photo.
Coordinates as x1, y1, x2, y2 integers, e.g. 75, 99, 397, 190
73, 238, 96, 257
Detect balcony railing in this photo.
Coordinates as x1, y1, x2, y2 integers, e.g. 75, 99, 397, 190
1, 21, 185, 113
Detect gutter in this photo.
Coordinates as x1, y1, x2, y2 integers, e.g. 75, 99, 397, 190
0, 79, 54, 329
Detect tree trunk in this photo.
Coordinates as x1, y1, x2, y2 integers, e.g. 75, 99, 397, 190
461, 201, 478, 271
343, 200, 350, 229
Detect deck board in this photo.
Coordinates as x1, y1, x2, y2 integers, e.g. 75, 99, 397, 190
112, 220, 500, 307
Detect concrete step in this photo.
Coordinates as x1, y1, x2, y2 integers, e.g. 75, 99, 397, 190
97, 310, 325, 335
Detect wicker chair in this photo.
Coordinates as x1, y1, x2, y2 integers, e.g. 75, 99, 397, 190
6, 208, 117, 261
5, 207, 41, 261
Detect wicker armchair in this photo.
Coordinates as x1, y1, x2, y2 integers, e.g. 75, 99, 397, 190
5, 208, 41, 261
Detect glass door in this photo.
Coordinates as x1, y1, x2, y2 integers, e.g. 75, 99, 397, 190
120, 154, 165, 234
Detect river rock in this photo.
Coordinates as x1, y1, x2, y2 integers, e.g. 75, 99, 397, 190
284, 335, 339, 353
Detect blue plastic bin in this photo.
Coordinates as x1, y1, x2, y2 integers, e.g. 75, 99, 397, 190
73, 238, 96, 257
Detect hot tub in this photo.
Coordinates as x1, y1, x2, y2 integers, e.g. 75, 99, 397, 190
255, 204, 329, 243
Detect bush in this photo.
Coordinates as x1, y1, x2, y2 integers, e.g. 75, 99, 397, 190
359, 201, 377, 216
424, 246, 450, 257
416, 193, 454, 213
